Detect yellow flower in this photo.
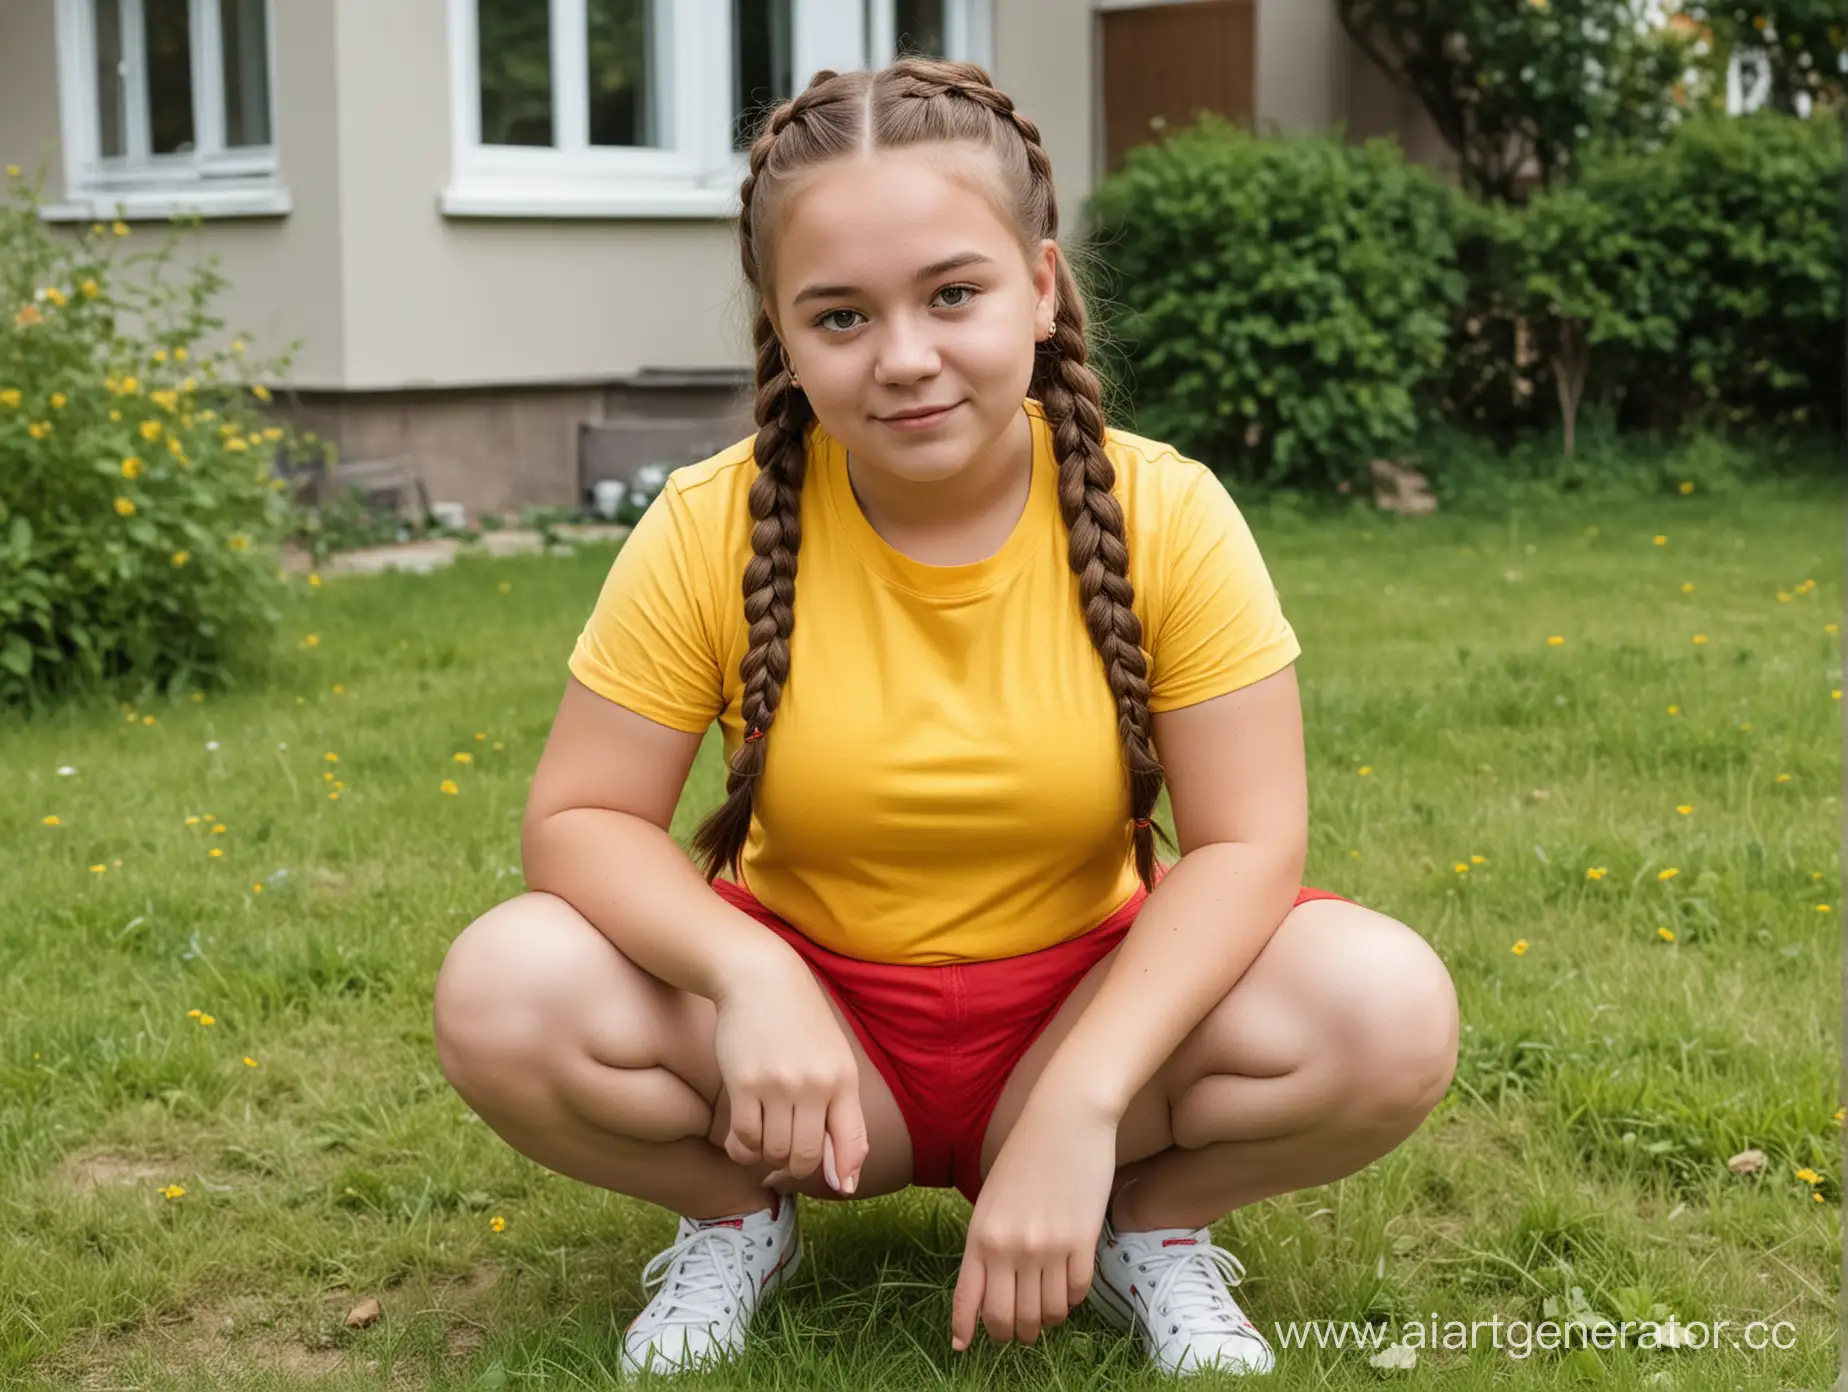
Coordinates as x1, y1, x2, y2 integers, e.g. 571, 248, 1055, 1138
139, 420, 162, 441
1680, 582, 1693, 594
490, 1215, 507, 1233
114, 497, 136, 517
243, 1056, 259, 1067
1666, 704, 1680, 716
227, 534, 250, 552
301, 633, 320, 648
121, 457, 143, 479
1676, 804, 1693, 816
44, 288, 68, 308
199, 1013, 215, 1026
232, 339, 246, 355
1453, 862, 1469, 874
328, 790, 341, 801
1657, 926, 1675, 942
331, 683, 345, 695
48, 391, 66, 408
1658, 868, 1679, 881
42, 815, 61, 826
185, 816, 200, 827
492, 741, 505, 751
1653, 535, 1667, 547
475, 732, 487, 741
1818, 905, 1833, 914
113, 221, 129, 236
27, 422, 50, 440
89, 864, 107, 874
208, 848, 223, 859
1827, 623, 1839, 635
1836, 1109, 1845, 1127
120, 375, 139, 394
1692, 634, 1707, 645
109, 409, 121, 422
161, 1184, 185, 1199
252, 384, 272, 403
453, 752, 473, 765
498, 581, 512, 595
251, 884, 263, 895
1586, 867, 1607, 880
262, 427, 283, 442
1739, 721, 1751, 731
305, 572, 322, 589
0, 388, 19, 408
1777, 591, 1792, 603
1815, 1192, 1825, 1203
174, 347, 188, 362
1357, 765, 1372, 776
81, 278, 99, 299
171, 550, 190, 567
440, 779, 460, 796
1546, 635, 1564, 646
1776, 773, 1792, 783
149, 389, 178, 412
14, 305, 44, 328
323, 771, 335, 783
1678, 481, 1694, 494
91, 222, 105, 236
187, 1008, 202, 1018
226, 437, 249, 452
1834, 690, 1843, 702
4, 164, 18, 178
1796, 1168, 1821, 1185
211, 823, 226, 835
1511, 939, 1529, 956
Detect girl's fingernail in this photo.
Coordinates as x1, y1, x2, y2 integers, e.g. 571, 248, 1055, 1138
823, 1143, 840, 1190
844, 1173, 858, 1194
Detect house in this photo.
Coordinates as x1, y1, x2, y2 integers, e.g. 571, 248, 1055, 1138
0, 0, 1442, 519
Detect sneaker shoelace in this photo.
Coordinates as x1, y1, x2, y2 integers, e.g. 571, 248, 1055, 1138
1142, 1238, 1255, 1339
637, 1224, 755, 1332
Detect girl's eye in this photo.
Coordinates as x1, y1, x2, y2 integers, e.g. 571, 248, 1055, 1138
817, 308, 864, 333
933, 284, 977, 309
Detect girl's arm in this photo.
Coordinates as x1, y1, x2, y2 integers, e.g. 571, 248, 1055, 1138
521, 677, 801, 1006
1032, 664, 1309, 1120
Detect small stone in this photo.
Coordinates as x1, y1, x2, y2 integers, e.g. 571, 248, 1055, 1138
344, 1297, 382, 1329
1726, 1149, 1766, 1175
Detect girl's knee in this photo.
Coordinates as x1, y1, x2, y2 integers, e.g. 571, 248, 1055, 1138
433, 892, 606, 1093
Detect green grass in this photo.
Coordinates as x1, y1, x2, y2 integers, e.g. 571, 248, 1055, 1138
1, 480, 1840, 1390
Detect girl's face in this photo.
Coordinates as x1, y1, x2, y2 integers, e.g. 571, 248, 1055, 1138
766, 148, 1058, 486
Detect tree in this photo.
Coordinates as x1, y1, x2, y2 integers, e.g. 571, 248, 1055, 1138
1336, 0, 1702, 202
1676, 0, 1847, 114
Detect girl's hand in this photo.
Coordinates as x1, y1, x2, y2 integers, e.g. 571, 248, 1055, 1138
712, 961, 869, 1194
950, 1099, 1118, 1349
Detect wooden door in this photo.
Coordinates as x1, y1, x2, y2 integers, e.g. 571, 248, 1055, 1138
1101, 0, 1256, 171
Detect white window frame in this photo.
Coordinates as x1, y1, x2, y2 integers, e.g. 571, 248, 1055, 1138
45, 0, 290, 222
442, 0, 992, 219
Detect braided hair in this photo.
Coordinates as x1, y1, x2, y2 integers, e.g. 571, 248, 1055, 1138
691, 58, 1173, 889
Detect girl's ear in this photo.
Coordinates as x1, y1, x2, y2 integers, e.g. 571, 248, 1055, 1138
1032, 239, 1059, 342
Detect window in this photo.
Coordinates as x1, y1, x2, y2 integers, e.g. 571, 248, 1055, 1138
444, 0, 991, 218
49, 0, 287, 220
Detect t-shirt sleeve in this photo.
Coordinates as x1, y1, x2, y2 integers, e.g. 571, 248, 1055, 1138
567, 481, 727, 733
1148, 468, 1301, 712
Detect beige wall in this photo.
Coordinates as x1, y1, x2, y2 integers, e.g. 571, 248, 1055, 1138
1254, 0, 1345, 134
0, 1, 349, 385
330, 0, 754, 390
995, 0, 1100, 215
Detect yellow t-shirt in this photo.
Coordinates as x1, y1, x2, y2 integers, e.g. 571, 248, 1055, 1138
569, 399, 1299, 965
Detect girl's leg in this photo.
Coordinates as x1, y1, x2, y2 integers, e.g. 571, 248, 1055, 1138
433, 891, 915, 1219
980, 896, 1458, 1231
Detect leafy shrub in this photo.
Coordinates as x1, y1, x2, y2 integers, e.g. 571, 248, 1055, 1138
1085, 119, 1470, 489
0, 169, 299, 708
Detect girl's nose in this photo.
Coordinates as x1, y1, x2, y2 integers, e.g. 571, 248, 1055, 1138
874, 318, 940, 384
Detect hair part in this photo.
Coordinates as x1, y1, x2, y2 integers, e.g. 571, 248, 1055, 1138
690, 58, 1173, 890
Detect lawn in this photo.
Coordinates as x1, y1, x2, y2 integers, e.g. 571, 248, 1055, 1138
2, 479, 1840, 1390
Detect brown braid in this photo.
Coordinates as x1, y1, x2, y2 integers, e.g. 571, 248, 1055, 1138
691, 58, 1171, 889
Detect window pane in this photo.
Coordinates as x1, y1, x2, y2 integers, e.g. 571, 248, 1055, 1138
733, 0, 791, 148
589, 0, 658, 147
478, 0, 553, 146
145, 0, 196, 153
219, 0, 271, 147
93, 0, 127, 157
894, 0, 945, 57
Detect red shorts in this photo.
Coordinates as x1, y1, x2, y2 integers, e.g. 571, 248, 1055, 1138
710, 871, 1355, 1205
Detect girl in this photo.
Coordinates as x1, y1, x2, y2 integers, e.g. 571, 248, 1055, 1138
433, 58, 1459, 1380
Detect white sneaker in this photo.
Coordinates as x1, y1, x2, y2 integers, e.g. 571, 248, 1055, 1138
1087, 1210, 1276, 1376
620, 1191, 800, 1377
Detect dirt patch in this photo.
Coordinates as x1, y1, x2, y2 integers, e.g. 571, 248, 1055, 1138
55, 1152, 178, 1196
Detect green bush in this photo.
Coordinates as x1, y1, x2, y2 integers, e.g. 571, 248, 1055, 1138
0, 168, 299, 708
1508, 112, 1844, 439
1085, 119, 1470, 489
